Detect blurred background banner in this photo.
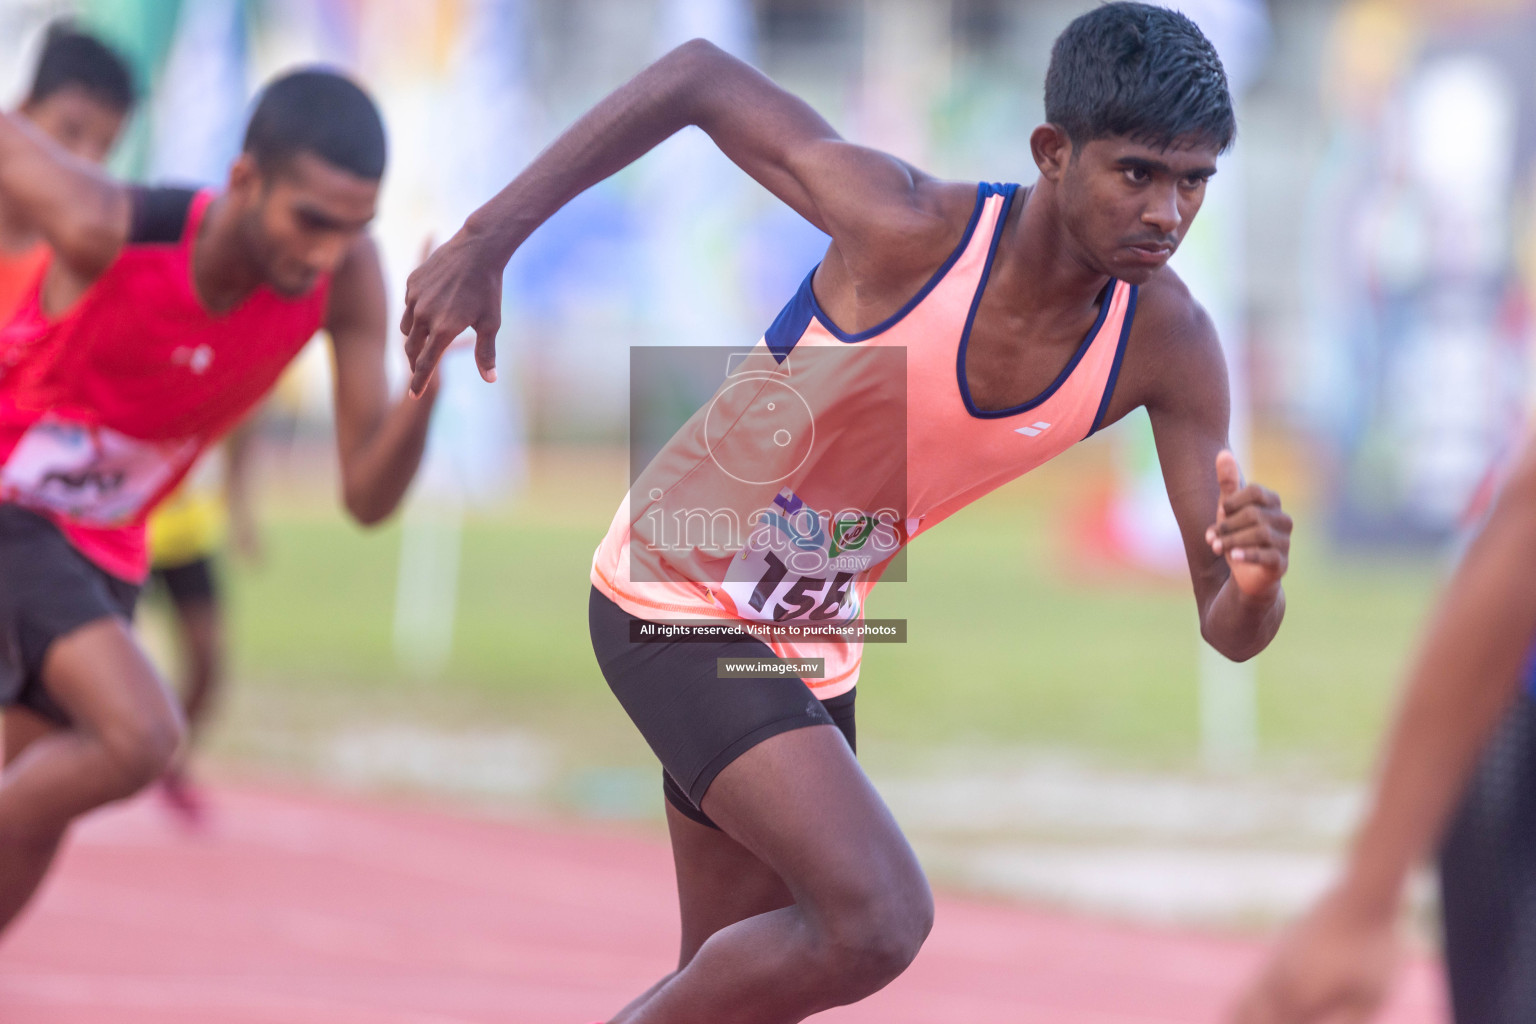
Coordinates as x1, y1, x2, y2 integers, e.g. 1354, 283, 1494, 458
145, 0, 247, 185
1305, 0, 1536, 545
18, 0, 1519, 553
4, 0, 1536, 928
1097, 0, 1269, 582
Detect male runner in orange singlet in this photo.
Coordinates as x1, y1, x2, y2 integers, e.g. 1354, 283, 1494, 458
406, 5, 1294, 1021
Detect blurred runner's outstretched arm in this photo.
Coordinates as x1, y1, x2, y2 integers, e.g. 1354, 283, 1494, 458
328, 235, 439, 525
1231, 438, 1536, 1024
0, 110, 129, 310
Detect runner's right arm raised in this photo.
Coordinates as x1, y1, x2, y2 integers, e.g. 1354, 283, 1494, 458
0, 111, 129, 297
402, 37, 957, 395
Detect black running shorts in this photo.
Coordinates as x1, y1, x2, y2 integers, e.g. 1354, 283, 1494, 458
1439, 690, 1536, 1024
588, 586, 856, 830
151, 556, 218, 608
0, 504, 141, 725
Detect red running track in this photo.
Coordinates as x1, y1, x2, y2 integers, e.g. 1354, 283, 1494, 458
0, 784, 1445, 1023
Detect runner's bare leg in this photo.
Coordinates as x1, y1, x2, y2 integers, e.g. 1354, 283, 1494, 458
613, 725, 931, 1024
608, 796, 797, 1020
0, 618, 183, 933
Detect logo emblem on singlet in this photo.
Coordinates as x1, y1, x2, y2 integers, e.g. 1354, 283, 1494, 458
172, 344, 214, 375
1014, 420, 1052, 437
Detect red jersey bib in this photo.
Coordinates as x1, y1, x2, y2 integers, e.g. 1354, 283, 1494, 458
0, 188, 330, 581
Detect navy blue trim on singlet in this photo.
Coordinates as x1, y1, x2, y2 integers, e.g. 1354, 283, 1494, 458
764, 272, 816, 362
760, 181, 1006, 362
954, 188, 1120, 420
1086, 284, 1138, 438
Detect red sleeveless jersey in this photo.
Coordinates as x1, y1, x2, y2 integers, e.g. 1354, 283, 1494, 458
0, 188, 330, 582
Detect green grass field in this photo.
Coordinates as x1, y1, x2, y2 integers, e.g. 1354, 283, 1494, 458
199, 442, 1442, 789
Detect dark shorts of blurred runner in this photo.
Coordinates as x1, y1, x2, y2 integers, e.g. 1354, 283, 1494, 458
0, 504, 140, 726
150, 557, 218, 610
1439, 687, 1536, 1024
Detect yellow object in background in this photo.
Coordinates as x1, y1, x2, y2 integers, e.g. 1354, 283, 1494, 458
148, 457, 226, 570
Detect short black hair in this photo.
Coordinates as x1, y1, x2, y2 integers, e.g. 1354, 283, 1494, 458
26, 22, 137, 113
242, 68, 387, 180
1044, 2, 1235, 154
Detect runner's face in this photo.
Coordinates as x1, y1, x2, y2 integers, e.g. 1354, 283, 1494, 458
22, 86, 127, 165
1056, 135, 1218, 285
247, 153, 378, 297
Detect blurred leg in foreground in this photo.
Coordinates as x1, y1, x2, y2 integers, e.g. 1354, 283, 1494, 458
1230, 440, 1536, 1023
1439, 690, 1536, 1024
151, 558, 223, 824
0, 616, 183, 933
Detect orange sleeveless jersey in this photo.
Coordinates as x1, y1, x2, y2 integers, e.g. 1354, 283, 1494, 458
591, 182, 1138, 697
0, 244, 47, 327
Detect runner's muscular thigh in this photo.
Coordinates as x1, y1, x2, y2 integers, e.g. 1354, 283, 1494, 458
697, 725, 924, 909
3, 709, 55, 768
41, 619, 182, 751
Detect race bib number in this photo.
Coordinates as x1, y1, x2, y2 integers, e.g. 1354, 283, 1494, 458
721, 489, 904, 624
0, 416, 197, 527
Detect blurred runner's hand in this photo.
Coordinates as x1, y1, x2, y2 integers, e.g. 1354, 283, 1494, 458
1229, 886, 1400, 1024
401, 228, 505, 396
